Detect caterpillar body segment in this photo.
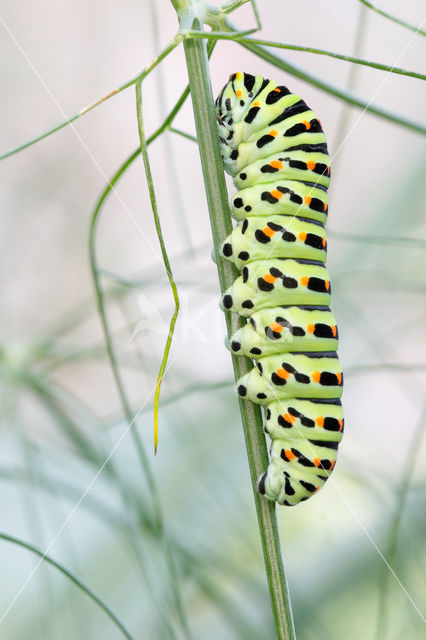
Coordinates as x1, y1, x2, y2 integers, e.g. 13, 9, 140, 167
231, 149, 331, 191
228, 306, 338, 358
236, 352, 343, 405
221, 258, 331, 317
231, 181, 328, 224
221, 216, 327, 270
216, 71, 344, 506
264, 398, 344, 441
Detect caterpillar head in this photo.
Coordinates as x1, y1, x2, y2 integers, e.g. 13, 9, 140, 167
216, 72, 266, 134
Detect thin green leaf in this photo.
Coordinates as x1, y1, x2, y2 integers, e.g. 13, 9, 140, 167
0, 463, 271, 637
169, 126, 198, 143
332, 3, 368, 156
0, 532, 135, 640
240, 40, 426, 135
328, 229, 426, 249
88, 59, 195, 640
376, 404, 426, 638
89, 163, 186, 639
357, 0, 426, 36
185, 24, 425, 134
134, 79, 180, 457
134, 77, 194, 640
346, 363, 426, 376
186, 31, 426, 80
0, 36, 182, 161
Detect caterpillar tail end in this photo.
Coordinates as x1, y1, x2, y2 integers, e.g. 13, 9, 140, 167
257, 470, 297, 506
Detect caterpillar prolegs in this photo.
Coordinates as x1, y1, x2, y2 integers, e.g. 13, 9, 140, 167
215, 72, 344, 506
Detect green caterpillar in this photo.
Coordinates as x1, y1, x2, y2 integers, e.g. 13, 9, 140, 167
215, 72, 343, 506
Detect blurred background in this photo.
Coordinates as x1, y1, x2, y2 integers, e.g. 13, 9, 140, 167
0, 0, 425, 638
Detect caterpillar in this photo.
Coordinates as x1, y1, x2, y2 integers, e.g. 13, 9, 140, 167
215, 72, 343, 506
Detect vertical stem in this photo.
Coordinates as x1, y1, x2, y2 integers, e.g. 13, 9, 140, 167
181, 25, 296, 640
332, 3, 367, 161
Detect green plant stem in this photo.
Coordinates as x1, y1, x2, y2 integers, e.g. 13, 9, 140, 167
88, 67, 191, 500
20, 371, 178, 636
375, 404, 426, 639
135, 79, 180, 455
345, 363, 426, 376
0, 533, 135, 640
356, 0, 426, 36
185, 31, 426, 80
332, 3, 367, 157
88, 43, 207, 638
89, 178, 191, 639
0, 36, 181, 161
169, 126, 198, 143
3, 24, 422, 163
16, 427, 59, 640
0, 85, 131, 161
241, 41, 426, 135
181, 27, 425, 133
240, 41, 426, 135
84, 44, 219, 634
328, 228, 426, 248
181, 20, 296, 640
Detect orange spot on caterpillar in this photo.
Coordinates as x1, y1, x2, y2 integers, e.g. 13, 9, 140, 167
325, 280, 330, 291
313, 457, 321, 467
313, 486, 320, 493
304, 195, 312, 205
263, 274, 277, 284
273, 87, 281, 92
262, 226, 275, 237
298, 232, 307, 242
270, 160, 283, 170
329, 460, 335, 470
322, 237, 326, 247
331, 325, 337, 337
276, 368, 290, 379
323, 202, 327, 211
270, 189, 283, 199
302, 120, 311, 130
253, 101, 260, 107
269, 129, 279, 137
270, 322, 283, 333
307, 324, 315, 334
236, 90, 242, 98
327, 166, 330, 175
316, 416, 324, 427
307, 160, 316, 170
283, 412, 296, 424
312, 371, 321, 383
285, 448, 296, 460
300, 276, 309, 286
338, 419, 343, 431
336, 372, 342, 385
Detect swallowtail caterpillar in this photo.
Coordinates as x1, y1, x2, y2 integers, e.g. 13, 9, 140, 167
216, 72, 343, 506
